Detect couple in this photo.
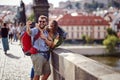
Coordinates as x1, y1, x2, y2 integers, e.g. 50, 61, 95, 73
26, 15, 60, 80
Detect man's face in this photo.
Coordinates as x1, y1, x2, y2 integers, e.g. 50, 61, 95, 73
38, 18, 47, 29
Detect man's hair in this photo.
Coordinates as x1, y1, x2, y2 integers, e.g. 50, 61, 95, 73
39, 15, 47, 21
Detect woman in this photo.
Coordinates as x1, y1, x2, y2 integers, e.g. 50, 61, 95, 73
48, 20, 59, 48
1, 23, 9, 54
30, 20, 60, 80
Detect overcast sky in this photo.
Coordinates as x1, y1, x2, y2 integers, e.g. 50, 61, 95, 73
0, 0, 68, 7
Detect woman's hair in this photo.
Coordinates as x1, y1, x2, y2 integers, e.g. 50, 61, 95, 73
51, 20, 59, 34
52, 20, 58, 27
47, 20, 58, 35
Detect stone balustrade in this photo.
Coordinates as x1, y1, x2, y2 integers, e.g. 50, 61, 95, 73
48, 48, 120, 80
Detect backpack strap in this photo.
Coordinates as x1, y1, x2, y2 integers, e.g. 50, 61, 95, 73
32, 30, 40, 45
34, 31, 40, 41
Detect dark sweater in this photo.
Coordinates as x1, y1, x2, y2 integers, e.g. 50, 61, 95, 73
1, 28, 9, 38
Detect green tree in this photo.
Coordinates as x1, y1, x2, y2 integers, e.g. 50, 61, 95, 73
82, 35, 86, 44
82, 35, 94, 44
27, 13, 35, 22
103, 35, 119, 53
86, 36, 94, 44
75, 2, 80, 9
103, 28, 119, 53
107, 28, 117, 37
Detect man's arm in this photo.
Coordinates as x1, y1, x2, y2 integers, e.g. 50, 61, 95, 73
44, 37, 53, 47
40, 31, 53, 47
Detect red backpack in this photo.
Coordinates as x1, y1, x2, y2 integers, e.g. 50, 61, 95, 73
20, 30, 40, 56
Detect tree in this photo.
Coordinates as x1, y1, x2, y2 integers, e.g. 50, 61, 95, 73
82, 35, 86, 44
81, 35, 94, 44
103, 28, 119, 53
107, 28, 117, 37
75, 2, 80, 9
85, 36, 94, 44
27, 13, 35, 22
112, 0, 120, 8
66, 4, 73, 9
103, 35, 118, 53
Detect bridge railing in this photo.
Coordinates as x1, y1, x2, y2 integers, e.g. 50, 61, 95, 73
48, 48, 120, 80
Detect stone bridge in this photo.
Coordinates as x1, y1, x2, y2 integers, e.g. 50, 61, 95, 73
49, 48, 120, 80
0, 42, 120, 80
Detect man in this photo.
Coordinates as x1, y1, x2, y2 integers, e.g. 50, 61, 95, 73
26, 15, 52, 80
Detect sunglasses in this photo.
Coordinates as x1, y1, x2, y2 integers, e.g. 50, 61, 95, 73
39, 20, 46, 23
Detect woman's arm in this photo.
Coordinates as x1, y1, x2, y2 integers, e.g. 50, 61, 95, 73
51, 34, 59, 48
26, 21, 32, 35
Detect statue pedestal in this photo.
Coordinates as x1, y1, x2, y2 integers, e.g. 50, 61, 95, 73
33, 0, 49, 22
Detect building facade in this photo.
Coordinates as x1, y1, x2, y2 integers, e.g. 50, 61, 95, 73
58, 14, 110, 40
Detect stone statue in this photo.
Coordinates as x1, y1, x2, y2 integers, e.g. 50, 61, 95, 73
33, 0, 49, 22
19, 0, 26, 25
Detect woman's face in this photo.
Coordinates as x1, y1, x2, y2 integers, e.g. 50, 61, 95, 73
50, 21, 55, 29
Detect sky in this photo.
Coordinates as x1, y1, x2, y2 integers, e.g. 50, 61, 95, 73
0, 0, 68, 7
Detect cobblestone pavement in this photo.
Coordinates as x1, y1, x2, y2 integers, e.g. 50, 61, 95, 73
0, 40, 32, 80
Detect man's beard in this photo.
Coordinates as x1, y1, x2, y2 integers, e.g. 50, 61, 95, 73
40, 25, 45, 29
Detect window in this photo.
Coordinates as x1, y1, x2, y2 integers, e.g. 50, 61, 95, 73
71, 27, 74, 30
98, 32, 100, 39
77, 32, 79, 38
71, 32, 74, 39
98, 27, 100, 30
66, 27, 69, 30
104, 27, 106, 30
81, 27, 83, 30
86, 27, 88, 30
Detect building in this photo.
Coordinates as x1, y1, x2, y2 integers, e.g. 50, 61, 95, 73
58, 0, 112, 11
57, 14, 110, 40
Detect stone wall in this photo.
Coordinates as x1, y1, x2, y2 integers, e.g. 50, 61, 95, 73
49, 48, 120, 80
59, 46, 106, 55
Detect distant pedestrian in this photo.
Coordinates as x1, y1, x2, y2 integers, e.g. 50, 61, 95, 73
0, 22, 2, 43
0, 22, 2, 38
1, 22, 9, 54
8, 23, 14, 44
13, 24, 18, 42
17, 22, 25, 40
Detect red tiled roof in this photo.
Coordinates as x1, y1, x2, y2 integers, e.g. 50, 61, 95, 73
58, 14, 109, 26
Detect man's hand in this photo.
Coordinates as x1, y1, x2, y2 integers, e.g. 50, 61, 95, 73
40, 31, 46, 40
